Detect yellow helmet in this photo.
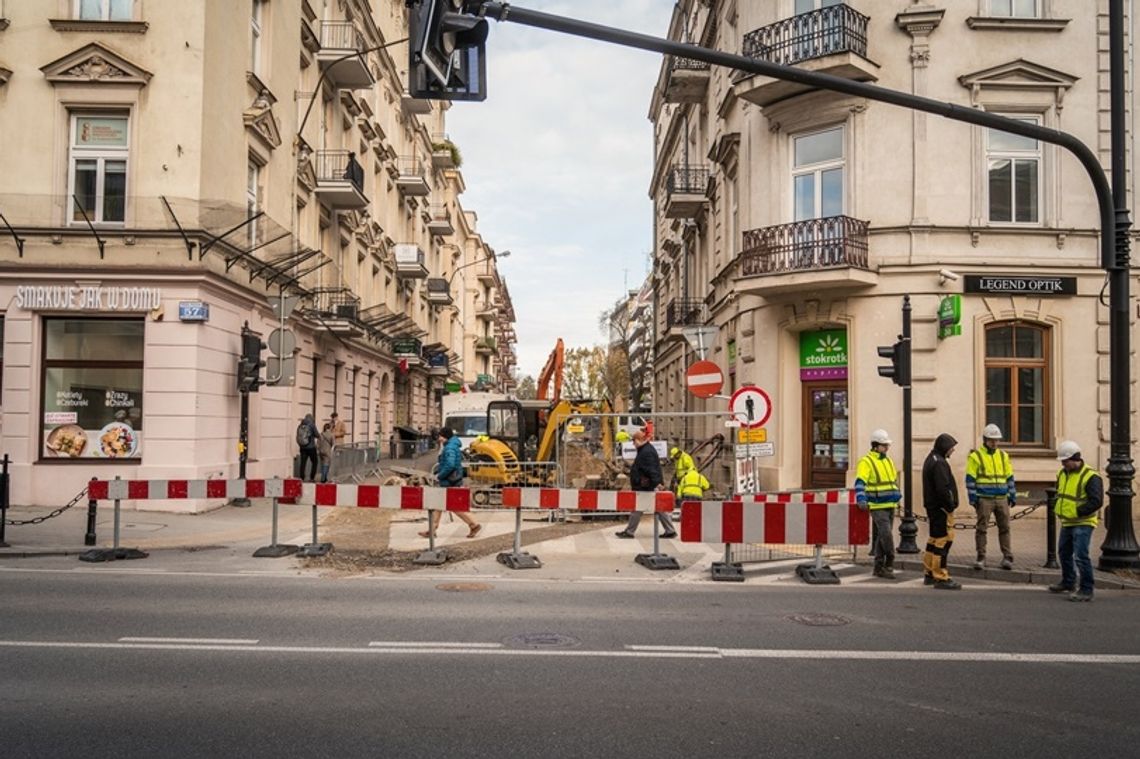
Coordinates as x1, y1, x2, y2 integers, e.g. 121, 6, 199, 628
669, 446, 680, 458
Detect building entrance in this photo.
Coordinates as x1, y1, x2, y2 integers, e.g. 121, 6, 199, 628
802, 381, 849, 489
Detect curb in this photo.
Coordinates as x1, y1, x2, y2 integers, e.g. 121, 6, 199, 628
858, 557, 1140, 591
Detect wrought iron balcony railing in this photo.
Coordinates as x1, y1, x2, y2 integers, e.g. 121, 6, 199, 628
319, 20, 364, 52
740, 215, 869, 276
742, 4, 869, 66
665, 298, 706, 331
315, 150, 364, 194
666, 165, 711, 195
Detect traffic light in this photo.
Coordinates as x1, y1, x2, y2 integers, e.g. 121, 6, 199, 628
877, 336, 911, 387
238, 325, 267, 393
408, 0, 489, 101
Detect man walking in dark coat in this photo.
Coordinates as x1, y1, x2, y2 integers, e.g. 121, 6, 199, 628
923, 432, 962, 590
615, 431, 674, 538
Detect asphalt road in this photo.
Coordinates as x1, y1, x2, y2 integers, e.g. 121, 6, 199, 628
2, 567, 1138, 758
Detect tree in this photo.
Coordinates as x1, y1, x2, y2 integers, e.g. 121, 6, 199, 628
515, 374, 536, 399
599, 294, 638, 411
563, 346, 607, 401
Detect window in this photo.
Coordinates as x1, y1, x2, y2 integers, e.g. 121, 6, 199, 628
984, 321, 1049, 446
76, 0, 132, 20
793, 125, 844, 221
69, 114, 128, 225
247, 159, 261, 245
41, 318, 144, 460
988, 0, 1040, 18
987, 116, 1041, 223
250, 0, 263, 73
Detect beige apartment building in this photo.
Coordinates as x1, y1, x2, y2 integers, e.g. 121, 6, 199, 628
0, 0, 515, 510
649, 0, 1138, 498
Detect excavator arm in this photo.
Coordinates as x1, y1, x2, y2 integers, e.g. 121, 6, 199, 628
536, 338, 564, 403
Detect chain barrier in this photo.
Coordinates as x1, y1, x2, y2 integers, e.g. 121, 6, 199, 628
911, 499, 1045, 531
3, 486, 88, 526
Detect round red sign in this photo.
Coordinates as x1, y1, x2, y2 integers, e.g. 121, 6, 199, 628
686, 360, 724, 399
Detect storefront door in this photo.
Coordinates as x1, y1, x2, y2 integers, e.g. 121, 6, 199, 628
802, 381, 849, 489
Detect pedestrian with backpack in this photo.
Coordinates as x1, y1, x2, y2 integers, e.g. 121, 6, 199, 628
296, 413, 319, 481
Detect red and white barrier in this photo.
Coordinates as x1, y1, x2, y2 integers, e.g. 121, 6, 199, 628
679, 490, 869, 545
86, 479, 674, 513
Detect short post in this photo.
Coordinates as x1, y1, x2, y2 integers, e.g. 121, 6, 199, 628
84, 476, 98, 546
0, 453, 10, 548
795, 544, 841, 584
298, 502, 332, 557
79, 476, 147, 562
253, 496, 299, 557
414, 503, 450, 565
635, 497, 680, 570
1043, 487, 1059, 569
496, 506, 542, 569
710, 539, 744, 581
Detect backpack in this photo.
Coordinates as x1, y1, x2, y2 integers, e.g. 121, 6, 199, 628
296, 422, 314, 448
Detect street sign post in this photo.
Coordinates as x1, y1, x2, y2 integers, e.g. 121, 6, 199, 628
686, 360, 724, 398
729, 385, 771, 428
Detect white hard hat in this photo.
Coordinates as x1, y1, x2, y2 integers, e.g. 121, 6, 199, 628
982, 424, 1003, 440
871, 429, 892, 445
1057, 440, 1081, 461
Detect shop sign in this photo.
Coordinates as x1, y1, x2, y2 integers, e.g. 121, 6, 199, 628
964, 275, 1076, 296
799, 329, 848, 380
43, 388, 142, 459
178, 301, 210, 322
16, 284, 162, 312
427, 352, 449, 368
938, 295, 962, 339
76, 116, 128, 148
445, 381, 462, 393
727, 339, 736, 366
392, 338, 422, 358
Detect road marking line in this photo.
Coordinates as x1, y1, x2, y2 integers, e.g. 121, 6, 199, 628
368, 641, 503, 648
118, 637, 259, 645
628, 645, 719, 653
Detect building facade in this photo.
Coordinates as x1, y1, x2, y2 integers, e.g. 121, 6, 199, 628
0, 0, 515, 510
649, 0, 1138, 497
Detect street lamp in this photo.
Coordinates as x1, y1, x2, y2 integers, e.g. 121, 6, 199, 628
447, 248, 510, 285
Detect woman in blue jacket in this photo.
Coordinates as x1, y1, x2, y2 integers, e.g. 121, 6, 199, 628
419, 428, 482, 539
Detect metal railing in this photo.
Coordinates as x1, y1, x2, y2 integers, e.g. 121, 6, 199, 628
666, 164, 711, 195
327, 440, 383, 483
742, 4, 869, 66
307, 287, 361, 320
397, 156, 426, 178
315, 150, 364, 194
665, 298, 706, 330
319, 20, 364, 52
740, 215, 869, 275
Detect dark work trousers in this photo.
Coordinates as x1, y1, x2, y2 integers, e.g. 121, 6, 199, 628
299, 446, 319, 481
923, 508, 955, 581
870, 508, 895, 570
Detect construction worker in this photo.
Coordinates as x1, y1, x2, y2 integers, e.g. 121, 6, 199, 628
615, 429, 631, 444
923, 433, 962, 590
676, 465, 710, 500
965, 424, 1016, 570
1048, 441, 1103, 602
669, 446, 695, 477
855, 429, 901, 579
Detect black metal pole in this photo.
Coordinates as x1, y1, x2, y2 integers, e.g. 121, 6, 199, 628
898, 297, 918, 553
231, 389, 252, 507
0, 453, 9, 548
1044, 487, 1059, 569
1100, 0, 1140, 570
85, 476, 98, 547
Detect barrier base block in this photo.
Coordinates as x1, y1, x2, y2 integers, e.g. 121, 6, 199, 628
78, 547, 149, 563
711, 561, 745, 582
635, 552, 680, 571
253, 543, 299, 558
795, 563, 841, 585
497, 551, 542, 570
414, 547, 450, 565
298, 542, 333, 558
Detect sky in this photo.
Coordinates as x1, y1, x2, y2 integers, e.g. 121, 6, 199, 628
446, 0, 673, 379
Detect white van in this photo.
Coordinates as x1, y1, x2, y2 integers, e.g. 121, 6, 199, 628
442, 391, 507, 449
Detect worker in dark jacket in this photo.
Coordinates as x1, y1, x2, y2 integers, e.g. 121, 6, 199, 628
616, 431, 674, 538
923, 433, 962, 590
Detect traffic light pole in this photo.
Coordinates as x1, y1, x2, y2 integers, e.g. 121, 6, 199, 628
462, 0, 1139, 569
898, 297, 917, 554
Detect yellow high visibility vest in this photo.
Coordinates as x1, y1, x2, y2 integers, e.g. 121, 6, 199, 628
856, 452, 900, 510
1055, 464, 1099, 528
676, 468, 709, 498
967, 447, 1012, 486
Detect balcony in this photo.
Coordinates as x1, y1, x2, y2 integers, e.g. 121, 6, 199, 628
737, 4, 878, 107
664, 165, 711, 219
432, 135, 459, 169
665, 298, 707, 337
393, 243, 428, 279
316, 21, 375, 90
476, 264, 497, 285
401, 89, 432, 115
425, 277, 453, 306
664, 56, 710, 104
395, 157, 430, 196
475, 336, 498, 355
427, 204, 454, 236
476, 301, 498, 321
313, 149, 368, 209
738, 215, 877, 296
307, 288, 364, 337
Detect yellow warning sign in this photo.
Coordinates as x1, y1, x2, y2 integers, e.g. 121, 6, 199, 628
737, 427, 767, 444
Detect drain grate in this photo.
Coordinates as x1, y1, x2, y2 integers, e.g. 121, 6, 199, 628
785, 612, 851, 627
504, 632, 581, 649
435, 582, 493, 592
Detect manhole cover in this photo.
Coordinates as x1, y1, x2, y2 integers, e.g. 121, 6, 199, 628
435, 582, 492, 592
786, 613, 851, 627
504, 632, 581, 649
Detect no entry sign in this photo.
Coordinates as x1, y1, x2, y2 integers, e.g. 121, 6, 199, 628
686, 360, 724, 398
